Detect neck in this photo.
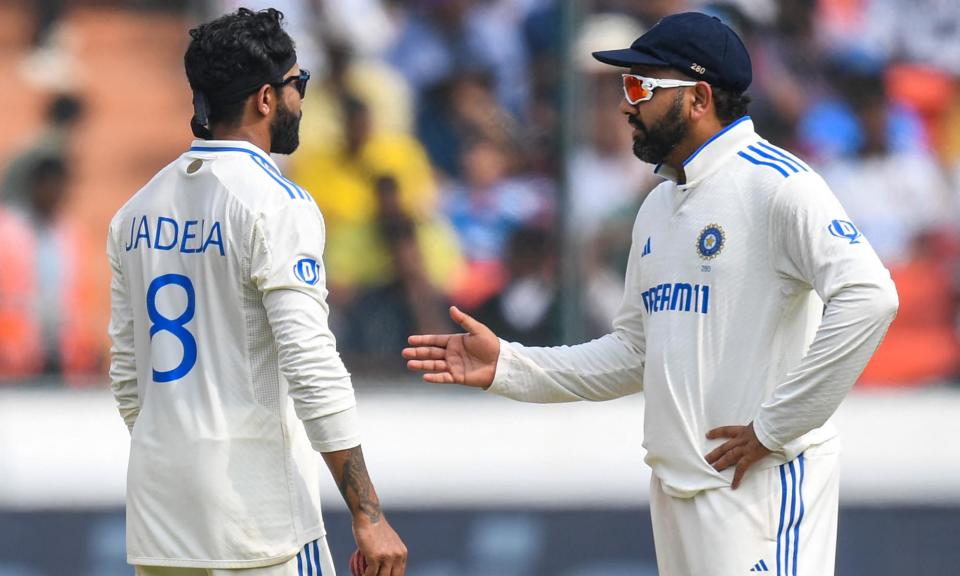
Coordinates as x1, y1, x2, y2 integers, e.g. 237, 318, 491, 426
660, 116, 725, 185
211, 124, 271, 154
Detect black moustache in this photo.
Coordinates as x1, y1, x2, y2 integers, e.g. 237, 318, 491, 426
629, 117, 646, 131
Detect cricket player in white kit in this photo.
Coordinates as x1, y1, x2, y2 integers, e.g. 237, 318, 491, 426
107, 9, 406, 576
403, 12, 898, 576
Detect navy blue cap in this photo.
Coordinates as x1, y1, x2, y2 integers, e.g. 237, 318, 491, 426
592, 12, 752, 93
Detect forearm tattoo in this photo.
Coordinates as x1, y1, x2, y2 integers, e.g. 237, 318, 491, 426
336, 446, 383, 523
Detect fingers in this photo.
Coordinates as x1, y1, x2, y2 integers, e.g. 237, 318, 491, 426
731, 451, 765, 489
361, 550, 406, 576
706, 425, 745, 440
350, 550, 365, 576
705, 435, 742, 465
406, 359, 448, 372
407, 334, 451, 347
382, 558, 407, 576
449, 306, 485, 334
402, 346, 447, 360
403, 346, 451, 377
732, 459, 749, 490
704, 424, 769, 490
705, 440, 743, 471
423, 372, 456, 384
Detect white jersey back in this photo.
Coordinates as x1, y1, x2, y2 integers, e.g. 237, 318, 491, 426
108, 140, 342, 568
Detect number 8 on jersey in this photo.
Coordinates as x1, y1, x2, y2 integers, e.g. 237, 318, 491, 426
147, 273, 197, 382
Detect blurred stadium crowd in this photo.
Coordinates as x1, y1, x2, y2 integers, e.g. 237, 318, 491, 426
0, 0, 958, 388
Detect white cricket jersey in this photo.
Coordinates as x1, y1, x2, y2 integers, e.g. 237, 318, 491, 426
107, 140, 359, 568
488, 117, 898, 498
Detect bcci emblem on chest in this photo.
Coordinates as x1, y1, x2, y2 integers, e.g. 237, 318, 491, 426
697, 224, 725, 260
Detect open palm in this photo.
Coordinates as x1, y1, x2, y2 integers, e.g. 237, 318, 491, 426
402, 306, 500, 388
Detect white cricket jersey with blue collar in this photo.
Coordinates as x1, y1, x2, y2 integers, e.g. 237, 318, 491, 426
488, 117, 898, 498
107, 139, 360, 568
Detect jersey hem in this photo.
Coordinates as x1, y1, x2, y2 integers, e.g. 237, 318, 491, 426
127, 527, 326, 569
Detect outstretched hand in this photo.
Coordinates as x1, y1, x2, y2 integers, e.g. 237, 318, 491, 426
704, 422, 771, 489
402, 306, 500, 388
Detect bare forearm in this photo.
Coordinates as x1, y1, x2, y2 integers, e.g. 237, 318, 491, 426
322, 445, 383, 523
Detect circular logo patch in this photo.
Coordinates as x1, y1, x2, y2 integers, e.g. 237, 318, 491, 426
697, 224, 725, 260
293, 258, 320, 285
827, 219, 862, 244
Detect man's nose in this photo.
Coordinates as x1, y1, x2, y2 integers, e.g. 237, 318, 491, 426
619, 98, 638, 116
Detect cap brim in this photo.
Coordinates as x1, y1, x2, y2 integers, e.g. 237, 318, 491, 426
591, 48, 669, 68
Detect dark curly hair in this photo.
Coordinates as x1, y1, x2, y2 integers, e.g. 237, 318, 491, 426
712, 86, 751, 126
184, 8, 296, 127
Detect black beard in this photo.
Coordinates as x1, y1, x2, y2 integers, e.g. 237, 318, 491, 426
270, 100, 301, 155
631, 91, 688, 165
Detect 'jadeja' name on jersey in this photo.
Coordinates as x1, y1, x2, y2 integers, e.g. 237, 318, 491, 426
124, 214, 225, 256
641, 282, 711, 315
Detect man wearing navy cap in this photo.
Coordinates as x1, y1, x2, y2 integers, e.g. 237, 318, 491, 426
404, 12, 897, 575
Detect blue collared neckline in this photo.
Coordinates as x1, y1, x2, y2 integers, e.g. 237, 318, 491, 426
682, 115, 752, 167
188, 139, 280, 172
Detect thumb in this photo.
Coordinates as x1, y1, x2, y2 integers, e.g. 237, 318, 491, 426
449, 305, 485, 334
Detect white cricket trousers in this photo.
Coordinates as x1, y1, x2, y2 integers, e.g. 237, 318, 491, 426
134, 537, 336, 576
650, 441, 839, 575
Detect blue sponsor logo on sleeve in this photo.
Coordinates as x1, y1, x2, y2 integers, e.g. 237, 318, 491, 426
828, 219, 861, 244
293, 258, 320, 285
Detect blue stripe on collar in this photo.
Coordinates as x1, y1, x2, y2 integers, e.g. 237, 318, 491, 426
682, 115, 752, 167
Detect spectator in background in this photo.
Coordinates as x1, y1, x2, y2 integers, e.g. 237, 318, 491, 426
815, 0, 960, 166
297, 36, 415, 148
711, 0, 820, 148
569, 13, 660, 334
30, 0, 64, 51
416, 68, 522, 180
292, 96, 461, 304
0, 157, 100, 382
317, 0, 396, 58
816, 70, 960, 386
473, 226, 560, 346
1, 93, 84, 208
294, 95, 436, 232
848, 0, 960, 77
19, 0, 79, 89
340, 175, 455, 361
443, 135, 553, 308
387, 0, 530, 117
818, 69, 954, 266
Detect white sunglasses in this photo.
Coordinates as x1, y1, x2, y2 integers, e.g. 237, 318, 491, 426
621, 74, 698, 105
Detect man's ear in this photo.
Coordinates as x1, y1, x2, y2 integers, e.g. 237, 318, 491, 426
690, 81, 713, 121
254, 84, 273, 117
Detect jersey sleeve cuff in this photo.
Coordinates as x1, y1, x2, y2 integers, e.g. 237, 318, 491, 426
486, 339, 517, 397
303, 406, 361, 453
752, 417, 782, 453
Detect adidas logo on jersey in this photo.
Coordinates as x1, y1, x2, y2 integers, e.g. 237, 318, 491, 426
749, 559, 769, 572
